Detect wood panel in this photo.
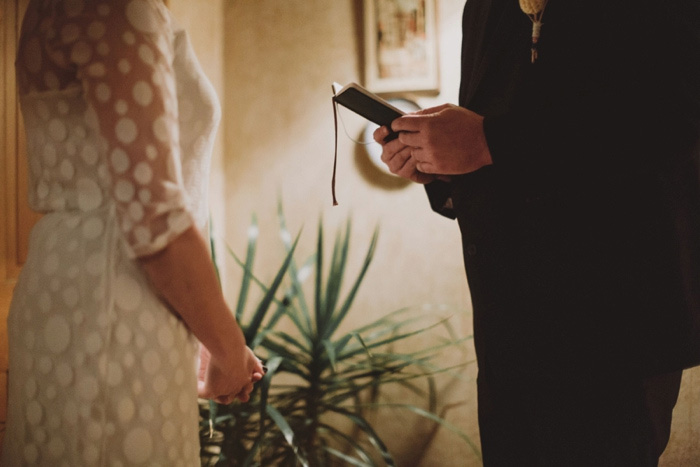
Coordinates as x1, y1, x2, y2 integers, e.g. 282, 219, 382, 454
1, 0, 34, 453
1, 0, 14, 449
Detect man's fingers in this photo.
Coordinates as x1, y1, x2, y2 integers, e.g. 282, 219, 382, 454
412, 172, 436, 184
396, 156, 433, 184
395, 155, 419, 179
383, 146, 411, 173
376, 120, 441, 184
396, 128, 426, 148
373, 125, 390, 144
391, 114, 429, 133
416, 161, 436, 174
413, 103, 451, 115
391, 116, 418, 133
409, 147, 425, 162
380, 138, 408, 163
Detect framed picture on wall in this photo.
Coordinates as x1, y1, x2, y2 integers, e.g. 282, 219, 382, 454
363, 0, 440, 95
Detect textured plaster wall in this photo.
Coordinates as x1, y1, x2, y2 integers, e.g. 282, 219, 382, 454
179, 0, 699, 465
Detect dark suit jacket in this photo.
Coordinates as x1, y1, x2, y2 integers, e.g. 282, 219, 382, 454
427, 0, 700, 381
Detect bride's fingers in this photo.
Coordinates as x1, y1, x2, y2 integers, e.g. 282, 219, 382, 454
215, 394, 234, 405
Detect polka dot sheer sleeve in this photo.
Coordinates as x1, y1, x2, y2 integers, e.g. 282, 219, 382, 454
46, 0, 193, 257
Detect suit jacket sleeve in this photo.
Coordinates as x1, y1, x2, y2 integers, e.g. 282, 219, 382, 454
425, 180, 456, 219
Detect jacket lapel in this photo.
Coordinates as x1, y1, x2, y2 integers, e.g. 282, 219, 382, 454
460, 0, 526, 108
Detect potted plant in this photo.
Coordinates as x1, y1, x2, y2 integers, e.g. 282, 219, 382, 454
200, 203, 478, 466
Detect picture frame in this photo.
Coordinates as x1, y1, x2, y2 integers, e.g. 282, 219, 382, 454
363, 0, 440, 95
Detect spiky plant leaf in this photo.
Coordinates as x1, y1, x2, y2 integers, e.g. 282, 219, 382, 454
243, 232, 300, 345
277, 199, 314, 336
322, 221, 351, 325
325, 406, 395, 466
323, 228, 378, 340
314, 219, 325, 335
369, 403, 482, 460
266, 404, 309, 467
233, 214, 258, 322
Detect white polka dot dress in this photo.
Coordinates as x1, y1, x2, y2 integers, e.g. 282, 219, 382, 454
4, 1, 221, 465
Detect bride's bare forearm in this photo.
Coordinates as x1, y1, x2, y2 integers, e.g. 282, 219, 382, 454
138, 226, 245, 359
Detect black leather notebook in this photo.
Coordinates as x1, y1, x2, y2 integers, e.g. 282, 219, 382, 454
332, 82, 404, 140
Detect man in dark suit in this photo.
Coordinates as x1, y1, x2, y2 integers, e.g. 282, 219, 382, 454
374, 0, 700, 465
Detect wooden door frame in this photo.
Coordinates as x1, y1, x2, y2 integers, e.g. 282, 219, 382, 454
1, 0, 34, 449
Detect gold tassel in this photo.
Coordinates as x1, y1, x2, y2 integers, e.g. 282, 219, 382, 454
519, 0, 549, 63
519, 0, 547, 15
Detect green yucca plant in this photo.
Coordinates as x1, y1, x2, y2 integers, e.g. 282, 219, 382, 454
200, 203, 478, 466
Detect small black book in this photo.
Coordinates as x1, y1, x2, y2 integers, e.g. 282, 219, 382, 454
332, 82, 405, 141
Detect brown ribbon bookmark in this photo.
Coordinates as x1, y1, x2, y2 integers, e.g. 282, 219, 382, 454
331, 85, 339, 206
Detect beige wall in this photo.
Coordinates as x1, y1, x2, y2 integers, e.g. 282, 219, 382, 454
221, 0, 469, 319
222, 1, 478, 464
179, 0, 699, 465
